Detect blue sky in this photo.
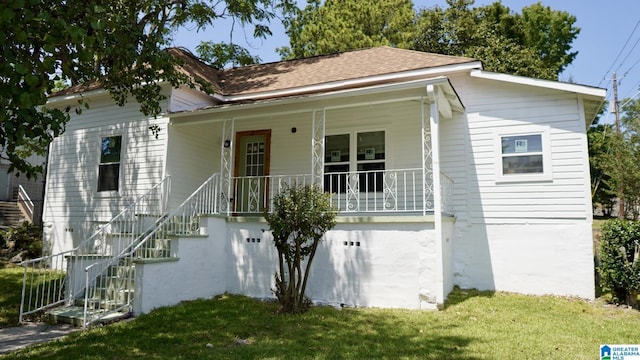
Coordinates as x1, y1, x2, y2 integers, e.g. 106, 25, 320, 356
173, 1, 640, 122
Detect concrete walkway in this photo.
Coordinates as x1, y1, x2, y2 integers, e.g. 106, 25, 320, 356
0, 323, 78, 355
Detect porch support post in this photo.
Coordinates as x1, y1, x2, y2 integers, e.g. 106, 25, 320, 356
311, 109, 325, 187
220, 118, 234, 215
421, 101, 434, 215
426, 85, 445, 306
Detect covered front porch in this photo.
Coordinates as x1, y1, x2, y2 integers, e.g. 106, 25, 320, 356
167, 77, 462, 218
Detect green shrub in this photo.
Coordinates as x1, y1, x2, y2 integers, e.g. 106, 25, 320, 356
5, 221, 43, 259
265, 184, 337, 314
598, 219, 640, 306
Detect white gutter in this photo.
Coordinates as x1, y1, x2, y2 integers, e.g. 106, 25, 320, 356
470, 69, 606, 98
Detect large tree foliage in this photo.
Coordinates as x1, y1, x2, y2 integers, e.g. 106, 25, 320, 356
281, 0, 579, 81
196, 42, 262, 69
413, 0, 579, 80
265, 185, 337, 313
588, 120, 616, 216
278, 0, 416, 59
591, 96, 640, 220
2, 0, 294, 178
616, 97, 640, 219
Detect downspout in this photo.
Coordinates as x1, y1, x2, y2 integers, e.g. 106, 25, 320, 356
427, 84, 445, 307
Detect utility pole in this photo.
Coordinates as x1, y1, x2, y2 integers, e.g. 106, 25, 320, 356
613, 72, 624, 218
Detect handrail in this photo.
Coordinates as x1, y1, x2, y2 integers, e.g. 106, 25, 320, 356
80, 173, 220, 328
17, 185, 34, 222
19, 176, 171, 323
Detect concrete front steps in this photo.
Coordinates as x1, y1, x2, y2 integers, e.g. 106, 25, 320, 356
46, 260, 136, 327
44, 236, 174, 328
46, 306, 131, 327
0, 201, 26, 227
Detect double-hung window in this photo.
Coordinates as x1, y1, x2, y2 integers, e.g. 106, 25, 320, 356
98, 135, 122, 192
324, 131, 386, 193
495, 127, 551, 182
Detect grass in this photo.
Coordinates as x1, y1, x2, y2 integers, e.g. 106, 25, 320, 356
0, 261, 24, 328
0, 288, 639, 359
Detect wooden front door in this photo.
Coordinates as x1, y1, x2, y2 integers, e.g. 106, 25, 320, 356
233, 130, 271, 213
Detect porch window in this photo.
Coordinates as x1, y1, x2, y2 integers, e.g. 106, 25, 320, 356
496, 127, 551, 182
324, 131, 385, 193
98, 135, 122, 192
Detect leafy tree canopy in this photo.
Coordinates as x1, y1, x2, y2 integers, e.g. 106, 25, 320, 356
278, 0, 416, 59
413, 0, 579, 80
2, 0, 294, 178
281, 0, 579, 81
196, 41, 261, 68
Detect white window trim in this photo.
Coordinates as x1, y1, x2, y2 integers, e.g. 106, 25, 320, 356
494, 125, 551, 183
325, 128, 387, 172
95, 132, 126, 197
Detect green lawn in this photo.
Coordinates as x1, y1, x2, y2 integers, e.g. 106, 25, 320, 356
0, 286, 638, 359
0, 262, 24, 328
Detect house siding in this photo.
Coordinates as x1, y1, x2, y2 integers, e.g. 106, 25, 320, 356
168, 86, 216, 113
446, 75, 595, 299
43, 93, 170, 254
456, 77, 590, 222
165, 122, 221, 208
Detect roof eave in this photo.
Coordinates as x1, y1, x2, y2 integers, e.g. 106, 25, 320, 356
218, 61, 482, 103
170, 76, 464, 120
470, 69, 606, 99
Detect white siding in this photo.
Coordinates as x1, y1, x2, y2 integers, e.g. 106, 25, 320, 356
168, 86, 216, 113
224, 97, 426, 177
450, 76, 590, 222
165, 122, 221, 207
43, 94, 169, 252
446, 74, 595, 299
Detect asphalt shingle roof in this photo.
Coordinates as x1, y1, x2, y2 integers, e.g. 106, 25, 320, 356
218, 46, 477, 96
53, 46, 478, 100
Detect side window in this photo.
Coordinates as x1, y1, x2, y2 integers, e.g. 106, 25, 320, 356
500, 134, 543, 174
496, 128, 550, 182
98, 135, 122, 192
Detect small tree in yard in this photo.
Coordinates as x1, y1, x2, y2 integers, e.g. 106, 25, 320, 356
598, 219, 640, 307
266, 185, 337, 313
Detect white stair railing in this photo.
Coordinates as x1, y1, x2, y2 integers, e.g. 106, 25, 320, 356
80, 173, 221, 328
17, 185, 34, 223
19, 176, 171, 323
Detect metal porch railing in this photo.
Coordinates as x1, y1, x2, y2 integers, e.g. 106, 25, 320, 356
230, 168, 453, 215
19, 177, 171, 323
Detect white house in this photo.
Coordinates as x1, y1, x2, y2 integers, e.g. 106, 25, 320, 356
20, 47, 605, 327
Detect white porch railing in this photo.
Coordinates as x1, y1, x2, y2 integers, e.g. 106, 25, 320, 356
229, 168, 453, 215
17, 185, 34, 223
19, 177, 171, 324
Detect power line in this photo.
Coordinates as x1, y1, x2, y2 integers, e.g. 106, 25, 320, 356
614, 36, 640, 75
599, 18, 640, 87
620, 57, 640, 80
